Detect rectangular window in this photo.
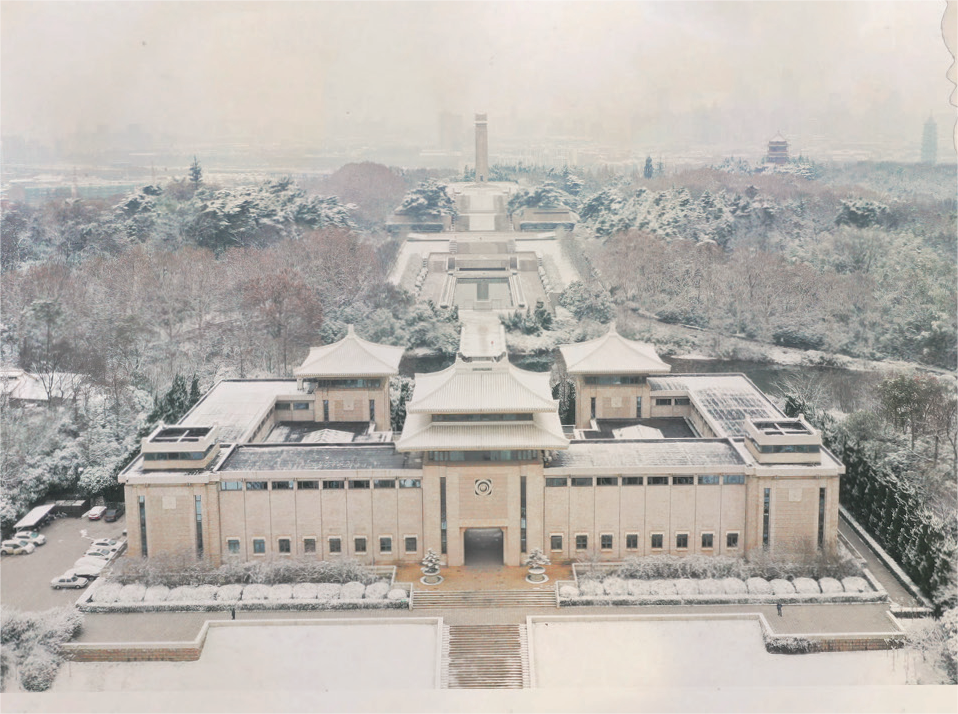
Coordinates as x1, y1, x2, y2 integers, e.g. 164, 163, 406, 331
625, 533, 639, 550
369, 399, 375, 423
636, 396, 642, 417
220, 481, 243, 491
275, 402, 292, 410
252, 538, 266, 554
278, 538, 291, 554
349, 480, 370, 489
675, 398, 691, 406
584, 375, 646, 385
298, 480, 319, 490
304, 538, 316, 554
650, 533, 664, 549
194, 495, 203, 558
138, 496, 147, 557
246, 481, 268, 491
399, 479, 421, 488
440, 477, 447, 555
701, 532, 714, 549
763, 488, 771, 549
354, 537, 367, 554
374, 479, 395, 489
727, 532, 739, 549
271, 480, 293, 490
723, 475, 745, 485
676, 533, 689, 549
697, 475, 720, 485
323, 400, 330, 421
379, 536, 392, 554
328, 537, 342, 554
622, 476, 643, 486
545, 478, 567, 487
571, 477, 593, 487
550, 534, 563, 551
673, 476, 694, 485
590, 397, 596, 419
227, 538, 240, 555
404, 536, 418, 553
575, 534, 588, 550
654, 398, 673, 406
323, 480, 345, 490
520, 475, 527, 553
648, 476, 669, 485
600, 534, 613, 550
293, 402, 310, 410
818, 487, 826, 549
597, 477, 618, 486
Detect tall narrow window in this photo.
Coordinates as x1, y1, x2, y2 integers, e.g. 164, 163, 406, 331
369, 399, 375, 423
520, 476, 527, 553
818, 487, 826, 549
138, 495, 148, 557
194, 495, 203, 558
590, 397, 596, 419
636, 396, 642, 417
763, 487, 771, 549
440, 477, 447, 555
323, 399, 330, 422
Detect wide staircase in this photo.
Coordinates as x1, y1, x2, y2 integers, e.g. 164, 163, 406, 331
413, 589, 556, 609
441, 624, 530, 688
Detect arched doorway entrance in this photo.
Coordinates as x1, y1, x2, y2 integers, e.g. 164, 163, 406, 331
463, 528, 503, 566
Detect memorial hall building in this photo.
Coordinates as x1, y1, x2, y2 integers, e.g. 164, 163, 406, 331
121, 323, 844, 567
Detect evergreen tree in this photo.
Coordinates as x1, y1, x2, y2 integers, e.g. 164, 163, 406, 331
189, 156, 203, 188
643, 156, 654, 180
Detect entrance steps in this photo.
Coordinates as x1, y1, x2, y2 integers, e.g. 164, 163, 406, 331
441, 624, 530, 688
413, 589, 556, 609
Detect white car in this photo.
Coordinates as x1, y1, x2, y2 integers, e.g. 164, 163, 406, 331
91, 538, 118, 549
14, 530, 46, 546
83, 547, 114, 560
73, 556, 107, 573
51, 573, 90, 589
1, 539, 36, 555
71, 563, 104, 580
84, 506, 107, 520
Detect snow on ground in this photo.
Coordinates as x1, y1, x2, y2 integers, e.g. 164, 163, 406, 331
532, 619, 923, 688
51, 622, 438, 692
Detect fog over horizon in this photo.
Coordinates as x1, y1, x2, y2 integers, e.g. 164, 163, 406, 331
2, 1, 955, 162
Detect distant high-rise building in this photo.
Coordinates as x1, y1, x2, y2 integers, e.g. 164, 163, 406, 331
920, 115, 937, 164
475, 113, 489, 183
765, 133, 789, 165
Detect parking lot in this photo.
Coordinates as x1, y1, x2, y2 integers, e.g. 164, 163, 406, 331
0, 513, 127, 612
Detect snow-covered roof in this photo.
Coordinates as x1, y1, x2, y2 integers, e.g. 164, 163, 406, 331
0, 368, 81, 402
293, 325, 403, 378
558, 325, 671, 375
397, 411, 568, 452
219, 445, 417, 472
648, 374, 785, 438
179, 380, 300, 443
546, 439, 745, 471
405, 357, 557, 414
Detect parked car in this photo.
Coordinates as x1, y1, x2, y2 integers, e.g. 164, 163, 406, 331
83, 547, 114, 560
51, 573, 90, 589
85, 506, 107, 520
1, 539, 36, 555
91, 538, 118, 548
104, 506, 125, 522
73, 556, 108, 573
13, 530, 46, 546
71, 563, 104, 580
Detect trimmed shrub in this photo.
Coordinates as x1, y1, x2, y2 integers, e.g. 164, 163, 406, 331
627, 579, 652, 596
194, 585, 219, 601
841, 576, 870, 593
578, 580, 604, 596
649, 580, 677, 596
315, 584, 343, 601
291, 583, 319, 600
341, 581, 366, 600
559, 585, 580, 598
215, 584, 243, 602
698, 579, 724, 595
116, 584, 147, 603
603, 577, 629, 596
386, 588, 408, 601
746, 578, 772, 595
819, 577, 843, 594
144, 585, 171, 602
241, 584, 270, 601
770, 579, 796, 595
674, 580, 700, 596
91, 583, 123, 604
721, 578, 748, 595
18, 648, 62, 692
364, 582, 390, 600
793, 578, 821, 595
268, 584, 293, 601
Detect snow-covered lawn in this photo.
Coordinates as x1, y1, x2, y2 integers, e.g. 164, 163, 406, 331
51, 622, 438, 692
532, 619, 923, 688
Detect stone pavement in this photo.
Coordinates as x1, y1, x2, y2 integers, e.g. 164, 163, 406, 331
839, 516, 924, 608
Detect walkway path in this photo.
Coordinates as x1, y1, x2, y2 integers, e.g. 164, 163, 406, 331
838, 516, 924, 608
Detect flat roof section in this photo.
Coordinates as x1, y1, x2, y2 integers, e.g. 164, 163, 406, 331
180, 380, 298, 443
648, 374, 785, 438
582, 418, 696, 440
265, 421, 386, 444
219, 445, 419, 472
547, 439, 745, 470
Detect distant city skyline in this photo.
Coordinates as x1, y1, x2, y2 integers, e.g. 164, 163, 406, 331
2, 2, 955, 165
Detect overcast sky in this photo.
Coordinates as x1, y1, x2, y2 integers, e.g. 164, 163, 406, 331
2, 1, 954, 151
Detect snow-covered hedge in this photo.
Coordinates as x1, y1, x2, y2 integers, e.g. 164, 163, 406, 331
77, 579, 405, 613
1, 606, 83, 692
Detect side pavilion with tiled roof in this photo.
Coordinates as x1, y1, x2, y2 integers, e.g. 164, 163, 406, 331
558, 324, 672, 428
292, 325, 404, 431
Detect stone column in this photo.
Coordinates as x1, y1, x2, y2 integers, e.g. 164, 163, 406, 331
475, 113, 489, 183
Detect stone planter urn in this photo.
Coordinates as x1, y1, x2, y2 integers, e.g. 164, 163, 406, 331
524, 548, 550, 584
420, 548, 443, 586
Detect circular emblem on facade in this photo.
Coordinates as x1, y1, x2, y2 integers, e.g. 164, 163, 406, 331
474, 479, 493, 496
